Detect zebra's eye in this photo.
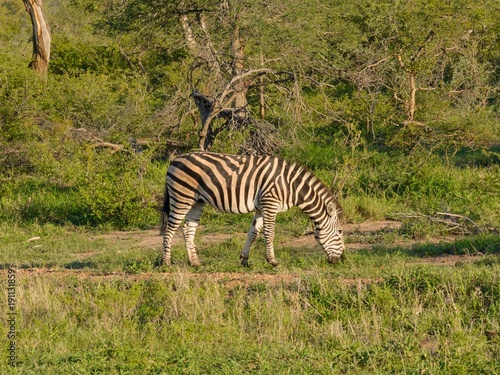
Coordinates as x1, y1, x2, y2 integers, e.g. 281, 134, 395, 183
326, 202, 336, 216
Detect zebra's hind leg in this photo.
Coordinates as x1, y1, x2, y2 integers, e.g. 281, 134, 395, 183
162, 204, 193, 265
261, 208, 279, 267
162, 215, 183, 266
182, 201, 205, 267
240, 212, 263, 267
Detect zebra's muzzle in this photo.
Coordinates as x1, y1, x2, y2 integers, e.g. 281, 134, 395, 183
327, 254, 345, 264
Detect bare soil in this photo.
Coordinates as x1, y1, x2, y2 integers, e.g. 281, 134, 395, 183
100, 220, 406, 250
97, 219, 461, 255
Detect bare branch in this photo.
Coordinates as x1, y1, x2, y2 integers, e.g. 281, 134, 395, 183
93, 142, 124, 153
394, 211, 487, 235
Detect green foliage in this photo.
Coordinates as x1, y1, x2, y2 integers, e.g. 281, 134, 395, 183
0, 0, 499, 232
77, 150, 162, 228
50, 40, 128, 76
0, 145, 163, 229
0, 2, 499, 373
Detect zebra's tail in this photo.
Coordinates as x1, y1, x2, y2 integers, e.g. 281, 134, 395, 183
159, 186, 170, 235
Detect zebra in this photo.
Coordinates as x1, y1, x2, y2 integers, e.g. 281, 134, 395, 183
160, 152, 345, 267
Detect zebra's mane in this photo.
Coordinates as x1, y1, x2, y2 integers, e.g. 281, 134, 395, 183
287, 160, 343, 219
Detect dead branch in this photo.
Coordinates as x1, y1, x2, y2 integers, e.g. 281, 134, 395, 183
133, 138, 190, 149
93, 142, 124, 153
435, 212, 483, 233
72, 127, 104, 143
192, 69, 294, 151
394, 212, 485, 235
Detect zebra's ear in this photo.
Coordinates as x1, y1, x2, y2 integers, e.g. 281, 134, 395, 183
326, 202, 336, 217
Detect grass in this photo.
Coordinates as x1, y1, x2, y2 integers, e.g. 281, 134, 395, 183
0, 222, 499, 374
0, 145, 498, 373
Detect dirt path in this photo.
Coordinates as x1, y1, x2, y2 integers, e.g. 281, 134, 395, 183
9, 250, 483, 289
98, 220, 406, 250
97, 219, 461, 254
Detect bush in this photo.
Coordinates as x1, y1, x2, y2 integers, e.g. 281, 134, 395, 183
78, 150, 162, 229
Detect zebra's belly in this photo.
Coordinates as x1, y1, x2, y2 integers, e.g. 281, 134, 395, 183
205, 196, 293, 215
201, 195, 257, 214
198, 186, 292, 215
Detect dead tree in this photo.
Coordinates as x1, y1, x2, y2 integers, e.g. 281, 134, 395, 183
174, 3, 294, 153
23, 0, 51, 75
192, 68, 293, 151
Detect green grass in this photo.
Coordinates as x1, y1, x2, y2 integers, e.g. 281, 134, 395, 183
1, 0, 498, 371
0, 144, 498, 374
0, 224, 499, 374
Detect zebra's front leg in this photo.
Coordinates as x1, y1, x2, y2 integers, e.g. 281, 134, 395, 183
182, 202, 204, 267
240, 212, 263, 267
262, 208, 279, 267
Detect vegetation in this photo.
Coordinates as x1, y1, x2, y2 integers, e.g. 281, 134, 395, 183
0, 0, 499, 373
0, 228, 499, 374
1, 0, 498, 230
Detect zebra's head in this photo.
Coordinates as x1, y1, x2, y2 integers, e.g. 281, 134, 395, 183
315, 201, 345, 263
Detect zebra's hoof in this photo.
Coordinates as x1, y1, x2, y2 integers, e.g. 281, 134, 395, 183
189, 260, 202, 268
240, 256, 250, 267
267, 258, 279, 267
161, 258, 171, 266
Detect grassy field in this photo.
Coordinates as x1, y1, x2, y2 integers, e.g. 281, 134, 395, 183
1, 0, 499, 372
1, 222, 499, 374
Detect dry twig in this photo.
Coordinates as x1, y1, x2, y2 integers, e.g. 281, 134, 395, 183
394, 211, 485, 235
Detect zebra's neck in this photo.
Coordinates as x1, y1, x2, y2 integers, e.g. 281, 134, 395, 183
289, 165, 330, 225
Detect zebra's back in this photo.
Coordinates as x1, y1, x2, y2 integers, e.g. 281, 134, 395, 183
166, 152, 296, 214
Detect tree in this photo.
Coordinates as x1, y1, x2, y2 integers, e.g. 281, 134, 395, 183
98, 0, 498, 153
191, 67, 293, 151
325, 0, 499, 147
23, 0, 51, 75
168, 0, 296, 151
99, 0, 321, 152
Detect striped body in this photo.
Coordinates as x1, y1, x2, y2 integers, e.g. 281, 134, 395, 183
160, 152, 344, 267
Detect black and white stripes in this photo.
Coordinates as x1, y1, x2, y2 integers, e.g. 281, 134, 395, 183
160, 152, 345, 267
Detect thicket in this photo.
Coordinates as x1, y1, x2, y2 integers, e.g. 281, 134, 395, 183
0, 0, 499, 231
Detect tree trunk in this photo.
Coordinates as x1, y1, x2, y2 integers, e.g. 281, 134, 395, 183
192, 92, 216, 150
259, 51, 265, 119
179, 14, 197, 55
397, 54, 418, 123
231, 25, 248, 118
23, 0, 51, 76
408, 73, 417, 122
